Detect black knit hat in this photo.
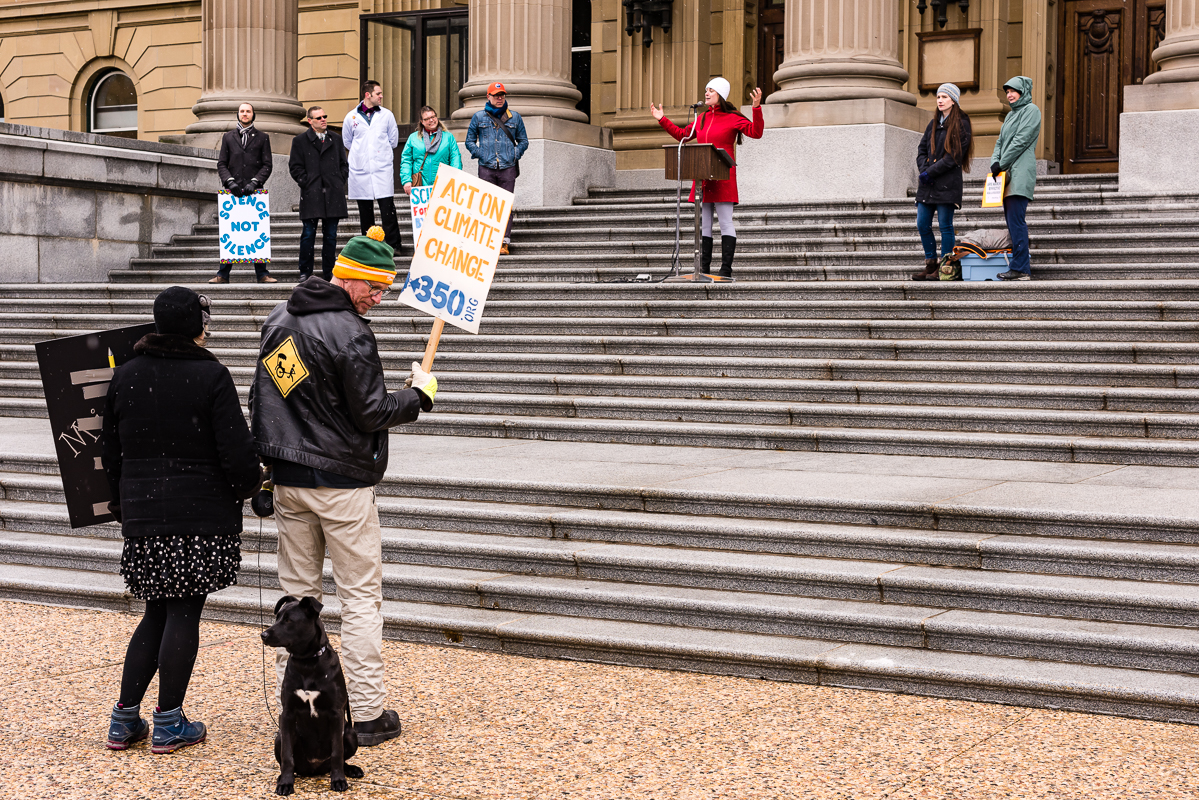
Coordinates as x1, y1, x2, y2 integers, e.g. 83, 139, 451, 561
153, 286, 209, 338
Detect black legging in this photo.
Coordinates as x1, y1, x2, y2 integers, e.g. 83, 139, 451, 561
118, 595, 208, 711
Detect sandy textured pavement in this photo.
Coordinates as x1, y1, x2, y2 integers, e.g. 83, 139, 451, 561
3, 599, 1197, 800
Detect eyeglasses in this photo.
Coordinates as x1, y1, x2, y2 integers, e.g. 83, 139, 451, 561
310, 115, 327, 121
365, 282, 391, 299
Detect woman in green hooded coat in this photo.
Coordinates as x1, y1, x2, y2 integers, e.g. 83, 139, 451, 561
990, 76, 1041, 280
400, 105, 463, 193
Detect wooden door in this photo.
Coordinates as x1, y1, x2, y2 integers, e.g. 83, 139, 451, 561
758, 0, 785, 97
1057, 0, 1165, 173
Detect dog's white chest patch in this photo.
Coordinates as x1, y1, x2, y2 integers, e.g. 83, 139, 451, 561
294, 689, 321, 718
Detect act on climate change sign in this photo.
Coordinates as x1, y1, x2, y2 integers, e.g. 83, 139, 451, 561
398, 166, 512, 334
218, 190, 272, 263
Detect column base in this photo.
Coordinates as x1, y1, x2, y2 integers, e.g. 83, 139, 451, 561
451, 117, 615, 207
1120, 85, 1199, 193
735, 99, 929, 202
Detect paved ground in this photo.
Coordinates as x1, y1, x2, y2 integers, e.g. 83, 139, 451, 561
3, 599, 1197, 800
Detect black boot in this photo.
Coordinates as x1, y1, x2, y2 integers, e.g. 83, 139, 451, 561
700, 236, 713, 273
719, 235, 736, 278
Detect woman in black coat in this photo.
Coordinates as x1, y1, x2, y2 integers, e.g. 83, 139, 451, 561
102, 287, 261, 754
912, 83, 974, 280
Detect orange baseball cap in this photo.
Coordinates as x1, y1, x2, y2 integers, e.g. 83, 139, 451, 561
487, 82, 506, 94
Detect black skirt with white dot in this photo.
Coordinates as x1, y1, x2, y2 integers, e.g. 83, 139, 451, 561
120, 533, 242, 600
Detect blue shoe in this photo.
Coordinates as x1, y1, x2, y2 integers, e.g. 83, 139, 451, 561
106, 703, 149, 750
151, 706, 207, 754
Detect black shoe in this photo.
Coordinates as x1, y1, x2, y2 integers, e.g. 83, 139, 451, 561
353, 709, 401, 746
997, 270, 1031, 281
718, 235, 736, 279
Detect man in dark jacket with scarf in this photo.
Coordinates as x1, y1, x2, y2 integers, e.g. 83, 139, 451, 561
249, 228, 437, 748
289, 106, 349, 281
212, 102, 276, 284
465, 82, 527, 255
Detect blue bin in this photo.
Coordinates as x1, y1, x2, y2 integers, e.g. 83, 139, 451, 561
959, 252, 1010, 281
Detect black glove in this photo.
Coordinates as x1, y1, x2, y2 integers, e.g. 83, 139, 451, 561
225, 179, 241, 197
991, 162, 1001, 178
246, 179, 259, 194
231, 183, 246, 197
918, 171, 930, 185
251, 479, 274, 517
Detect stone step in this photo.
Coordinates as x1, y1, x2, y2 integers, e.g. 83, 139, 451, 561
8, 314, 1199, 342
3, 451, 1195, 545
10, 280, 1199, 302
8, 328, 1199, 364
4, 529, 1199, 672
4, 297, 1199, 322
109, 260, 1199, 285
8, 368, 1199, 415
1, 563, 1195, 724
6, 486, 1199, 585
5, 344, 1199, 389
171, 220, 1199, 250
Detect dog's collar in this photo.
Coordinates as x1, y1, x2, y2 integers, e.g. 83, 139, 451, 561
291, 644, 327, 660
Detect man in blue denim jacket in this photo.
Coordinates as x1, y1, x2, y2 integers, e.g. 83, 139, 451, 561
465, 82, 528, 255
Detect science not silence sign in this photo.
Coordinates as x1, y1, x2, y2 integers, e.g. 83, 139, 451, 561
35, 323, 156, 528
408, 184, 434, 246
397, 166, 512, 334
218, 189, 272, 263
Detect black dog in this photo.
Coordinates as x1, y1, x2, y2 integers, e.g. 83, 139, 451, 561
261, 595, 363, 795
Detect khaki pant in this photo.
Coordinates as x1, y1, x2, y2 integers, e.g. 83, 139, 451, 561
273, 484, 385, 722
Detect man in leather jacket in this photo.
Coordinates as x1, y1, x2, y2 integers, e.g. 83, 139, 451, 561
249, 227, 437, 747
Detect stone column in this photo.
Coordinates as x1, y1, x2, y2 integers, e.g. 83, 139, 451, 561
1144, 0, 1199, 84
184, 0, 306, 140
448, 0, 614, 207
452, 0, 587, 122
767, 0, 916, 106
1120, 0, 1199, 190
735, 0, 927, 201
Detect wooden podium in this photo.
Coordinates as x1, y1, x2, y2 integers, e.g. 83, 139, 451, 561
662, 142, 735, 281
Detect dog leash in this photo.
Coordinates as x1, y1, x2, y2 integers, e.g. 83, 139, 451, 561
258, 515, 279, 729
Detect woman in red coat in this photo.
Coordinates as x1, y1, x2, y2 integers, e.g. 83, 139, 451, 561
652, 78, 764, 277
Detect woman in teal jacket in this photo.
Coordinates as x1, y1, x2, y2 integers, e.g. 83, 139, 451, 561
990, 76, 1041, 280
400, 105, 462, 193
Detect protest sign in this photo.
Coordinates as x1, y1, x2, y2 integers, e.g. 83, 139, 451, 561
35, 323, 156, 528
409, 184, 435, 246
218, 190, 271, 263
981, 172, 1007, 208
398, 166, 511, 336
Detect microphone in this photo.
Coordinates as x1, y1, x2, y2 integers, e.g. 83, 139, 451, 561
688, 102, 705, 109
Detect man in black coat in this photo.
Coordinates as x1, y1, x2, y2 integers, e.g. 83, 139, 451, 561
289, 106, 349, 281
212, 102, 276, 284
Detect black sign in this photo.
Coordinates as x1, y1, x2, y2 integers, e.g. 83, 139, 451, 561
35, 323, 156, 529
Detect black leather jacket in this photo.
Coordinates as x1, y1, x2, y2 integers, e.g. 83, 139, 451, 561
249, 279, 428, 484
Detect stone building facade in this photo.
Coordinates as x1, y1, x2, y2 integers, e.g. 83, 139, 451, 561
0, 0, 1196, 200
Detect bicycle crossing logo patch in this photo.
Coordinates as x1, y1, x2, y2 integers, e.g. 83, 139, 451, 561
263, 336, 309, 398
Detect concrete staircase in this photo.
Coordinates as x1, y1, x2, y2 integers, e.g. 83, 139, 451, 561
3, 173, 1199, 724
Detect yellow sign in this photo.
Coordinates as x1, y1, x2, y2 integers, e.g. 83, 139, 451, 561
262, 336, 309, 398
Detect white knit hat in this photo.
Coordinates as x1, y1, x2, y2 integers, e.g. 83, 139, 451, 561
706, 77, 731, 101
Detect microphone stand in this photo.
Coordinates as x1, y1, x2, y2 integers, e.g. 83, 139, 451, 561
664, 105, 704, 281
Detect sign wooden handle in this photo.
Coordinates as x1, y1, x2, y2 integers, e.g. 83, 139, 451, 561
421, 318, 445, 373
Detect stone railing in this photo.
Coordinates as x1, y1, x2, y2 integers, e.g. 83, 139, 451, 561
0, 123, 299, 283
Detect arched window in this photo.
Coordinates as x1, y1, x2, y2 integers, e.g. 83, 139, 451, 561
89, 71, 137, 138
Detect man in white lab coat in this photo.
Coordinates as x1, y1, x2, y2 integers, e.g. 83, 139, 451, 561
342, 81, 402, 251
